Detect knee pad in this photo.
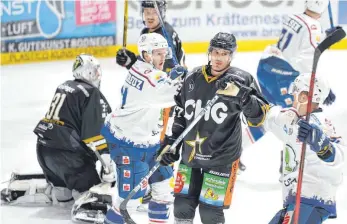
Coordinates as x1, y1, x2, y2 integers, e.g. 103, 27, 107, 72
199, 204, 225, 224
116, 161, 149, 199
173, 196, 198, 221
151, 179, 173, 202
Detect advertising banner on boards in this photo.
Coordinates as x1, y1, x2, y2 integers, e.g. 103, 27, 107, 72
1, 0, 117, 64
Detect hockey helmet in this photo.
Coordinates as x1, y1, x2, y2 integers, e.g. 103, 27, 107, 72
208, 32, 237, 54
305, 0, 329, 14
288, 73, 330, 104
72, 54, 102, 88
138, 33, 171, 60
141, 0, 167, 20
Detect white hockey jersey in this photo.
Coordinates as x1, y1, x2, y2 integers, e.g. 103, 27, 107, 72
104, 60, 179, 147
277, 13, 324, 73
264, 106, 345, 215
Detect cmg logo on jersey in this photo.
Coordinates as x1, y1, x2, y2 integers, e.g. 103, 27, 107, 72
126, 73, 144, 90
184, 99, 228, 124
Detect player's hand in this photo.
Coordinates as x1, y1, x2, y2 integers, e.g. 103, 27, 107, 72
216, 77, 253, 105
96, 154, 116, 183
156, 137, 180, 166
169, 65, 187, 80
116, 49, 137, 69
297, 119, 330, 153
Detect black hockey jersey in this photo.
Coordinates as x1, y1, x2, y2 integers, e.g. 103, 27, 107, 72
34, 80, 111, 153
170, 66, 269, 168
141, 21, 185, 73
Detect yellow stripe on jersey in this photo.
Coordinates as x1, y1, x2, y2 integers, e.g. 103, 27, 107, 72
96, 143, 108, 151
247, 104, 270, 127
83, 135, 104, 144
202, 66, 219, 83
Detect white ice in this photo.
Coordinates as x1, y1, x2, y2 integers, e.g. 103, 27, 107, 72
1, 51, 347, 223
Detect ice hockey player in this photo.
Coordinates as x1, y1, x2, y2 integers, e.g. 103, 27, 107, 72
116, 0, 185, 73
1, 54, 114, 209
257, 0, 333, 176
157, 32, 269, 224
265, 73, 344, 223
117, 0, 187, 209
257, 0, 331, 108
100, 33, 184, 224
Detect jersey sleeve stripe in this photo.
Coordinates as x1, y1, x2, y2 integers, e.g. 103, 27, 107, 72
130, 67, 156, 87
294, 15, 316, 49
96, 143, 108, 150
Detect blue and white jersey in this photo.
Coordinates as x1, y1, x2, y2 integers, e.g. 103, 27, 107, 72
264, 106, 345, 216
104, 60, 180, 148
277, 13, 324, 73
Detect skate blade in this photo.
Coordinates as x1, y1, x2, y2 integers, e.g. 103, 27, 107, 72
72, 209, 105, 224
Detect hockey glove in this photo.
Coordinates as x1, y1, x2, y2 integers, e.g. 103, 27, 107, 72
116, 49, 137, 69
96, 154, 116, 183
297, 119, 331, 153
169, 65, 188, 80
156, 136, 180, 166
216, 78, 253, 105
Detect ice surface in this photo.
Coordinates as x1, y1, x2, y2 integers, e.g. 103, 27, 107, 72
1, 51, 346, 223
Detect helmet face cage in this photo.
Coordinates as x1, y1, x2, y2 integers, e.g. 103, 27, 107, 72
141, 0, 166, 21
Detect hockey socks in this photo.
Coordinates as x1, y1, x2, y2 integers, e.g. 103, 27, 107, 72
148, 201, 170, 224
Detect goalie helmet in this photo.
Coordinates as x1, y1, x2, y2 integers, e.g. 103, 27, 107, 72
305, 0, 329, 14
289, 73, 330, 104
208, 32, 237, 54
138, 33, 170, 60
141, 0, 167, 20
72, 54, 102, 88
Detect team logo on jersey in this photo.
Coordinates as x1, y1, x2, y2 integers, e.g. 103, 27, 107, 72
311, 24, 317, 30
186, 132, 207, 162
123, 184, 130, 191
185, 99, 228, 124
284, 144, 298, 174
122, 156, 130, 165
124, 170, 131, 178
126, 73, 144, 90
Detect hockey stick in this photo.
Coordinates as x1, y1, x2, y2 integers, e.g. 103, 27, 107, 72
89, 144, 110, 175
122, 0, 128, 49
293, 27, 346, 224
328, 1, 334, 28
120, 95, 220, 224
154, 1, 179, 66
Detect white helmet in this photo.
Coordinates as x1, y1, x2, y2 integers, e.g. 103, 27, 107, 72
289, 73, 330, 104
72, 54, 102, 88
305, 0, 329, 14
137, 33, 171, 60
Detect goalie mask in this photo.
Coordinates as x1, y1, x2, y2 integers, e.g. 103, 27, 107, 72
72, 54, 102, 88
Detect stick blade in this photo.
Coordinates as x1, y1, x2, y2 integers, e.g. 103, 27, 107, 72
318, 27, 346, 53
